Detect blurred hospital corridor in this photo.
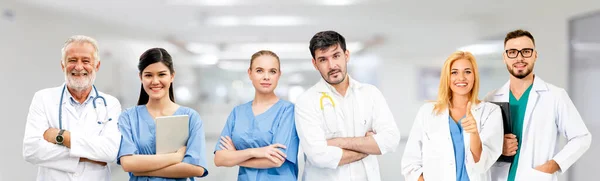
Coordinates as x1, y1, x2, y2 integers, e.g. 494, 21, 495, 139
1, 0, 599, 180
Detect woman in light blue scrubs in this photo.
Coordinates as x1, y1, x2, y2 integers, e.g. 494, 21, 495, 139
401, 51, 504, 181
117, 48, 209, 180
214, 50, 299, 181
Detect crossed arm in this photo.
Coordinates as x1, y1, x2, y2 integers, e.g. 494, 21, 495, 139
117, 110, 208, 178
327, 131, 380, 166
42, 128, 108, 166
119, 147, 205, 178
214, 136, 288, 169
327, 131, 382, 155
22, 92, 121, 172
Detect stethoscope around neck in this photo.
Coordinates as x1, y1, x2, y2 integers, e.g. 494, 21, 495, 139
320, 92, 340, 133
58, 85, 111, 129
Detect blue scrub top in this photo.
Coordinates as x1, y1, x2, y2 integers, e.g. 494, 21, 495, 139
117, 105, 209, 181
215, 99, 299, 181
449, 116, 470, 181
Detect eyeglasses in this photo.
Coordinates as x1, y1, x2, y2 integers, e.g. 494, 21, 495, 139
505, 48, 534, 58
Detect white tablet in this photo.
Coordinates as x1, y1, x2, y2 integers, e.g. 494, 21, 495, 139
155, 115, 189, 154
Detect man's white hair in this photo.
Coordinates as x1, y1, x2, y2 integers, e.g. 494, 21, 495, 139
61, 35, 100, 65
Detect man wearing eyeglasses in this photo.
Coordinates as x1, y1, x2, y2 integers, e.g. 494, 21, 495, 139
485, 29, 591, 181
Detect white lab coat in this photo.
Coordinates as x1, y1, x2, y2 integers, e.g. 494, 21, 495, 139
484, 76, 592, 181
294, 78, 401, 181
401, 102, 504, 181
23, 84, 122, 181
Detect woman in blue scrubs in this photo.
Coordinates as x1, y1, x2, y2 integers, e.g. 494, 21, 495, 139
214, 50, 299, 181
117, 48, 209, 180
401, 51, 504, 181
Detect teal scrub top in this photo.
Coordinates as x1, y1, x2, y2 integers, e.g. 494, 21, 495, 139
507, 84, 533, 181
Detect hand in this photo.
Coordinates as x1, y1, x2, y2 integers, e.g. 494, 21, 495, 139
43, 128, 59, 144
79, 158, 107, 166
365, 131, 376, 137
534, 160, 560, 174
460, 102, 478, 134
503, 134, 518, 156
219, 136, 237, 151
250, 144, 287, 164
174, 146, 187, 161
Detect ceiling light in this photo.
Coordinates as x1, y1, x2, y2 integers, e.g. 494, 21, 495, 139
321, 0, 361, 6
186, 43, 220, 54
196, 54, 219, 65
573, 42, 600, 51
457, 41, 503, 55
166, 0, 238, 6
247, 16, 307, 26
205, 16, 307, 27
217, 60, 249, 72
205, 16, 241, 26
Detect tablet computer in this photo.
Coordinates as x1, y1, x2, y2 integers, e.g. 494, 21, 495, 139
155, 115, 189, 154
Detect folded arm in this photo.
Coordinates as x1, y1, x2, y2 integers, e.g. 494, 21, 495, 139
22, 92, 79, 172
329, 87, 402, 155
295, 101, 358, 169
239, 158, 284, 169
133, 162, 206, 178
339, 149, 368, 166
370, 87, 401, 155
69, 101, 122, 162
327, 135, 381, 155
214, 149, 255, 167
215, 136, 287, 168
119, 152, 182, 173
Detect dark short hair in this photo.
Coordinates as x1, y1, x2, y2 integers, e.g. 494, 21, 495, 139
309, 30, 347, 58
504, 29, 535, 47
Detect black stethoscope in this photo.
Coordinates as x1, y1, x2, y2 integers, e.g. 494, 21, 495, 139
58, 85, 111, 129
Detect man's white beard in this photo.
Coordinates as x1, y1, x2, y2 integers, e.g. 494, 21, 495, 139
65, 69, 96, 92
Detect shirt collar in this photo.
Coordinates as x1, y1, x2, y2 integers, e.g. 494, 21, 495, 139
65, 86, 95, 106
316, 75, 362, 96
316, 75, 362, 95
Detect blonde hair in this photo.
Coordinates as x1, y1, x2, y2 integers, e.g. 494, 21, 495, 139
249, 50, 280, 70
61, 35, 99, 65
433, 51, 481, 114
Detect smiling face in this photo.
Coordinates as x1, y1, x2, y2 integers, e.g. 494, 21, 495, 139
248, 54, 281, 94
62, 42, 100, 91
504, 36, 537, 79
140, 62, 174, 100
449, 58, 475, 97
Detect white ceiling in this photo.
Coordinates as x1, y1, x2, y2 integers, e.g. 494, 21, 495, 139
17, 0, 519, 45
12, 0, 598, 68
17, 0, 600, 48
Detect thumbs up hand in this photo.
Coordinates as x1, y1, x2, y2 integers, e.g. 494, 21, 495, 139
460, 102, 478, 134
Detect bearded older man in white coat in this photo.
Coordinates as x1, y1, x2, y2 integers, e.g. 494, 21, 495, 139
23, 35, 122, 181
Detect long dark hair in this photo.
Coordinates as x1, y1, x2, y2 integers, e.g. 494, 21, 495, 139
137, 48, 175, 105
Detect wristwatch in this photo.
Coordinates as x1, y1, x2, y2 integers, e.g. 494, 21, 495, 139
55, 129, 65, 145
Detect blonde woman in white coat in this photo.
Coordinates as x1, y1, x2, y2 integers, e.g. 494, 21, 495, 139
401, 51, 504, 181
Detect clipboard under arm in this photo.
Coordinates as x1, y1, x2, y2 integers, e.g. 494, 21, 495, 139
490, 102, 514, 163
